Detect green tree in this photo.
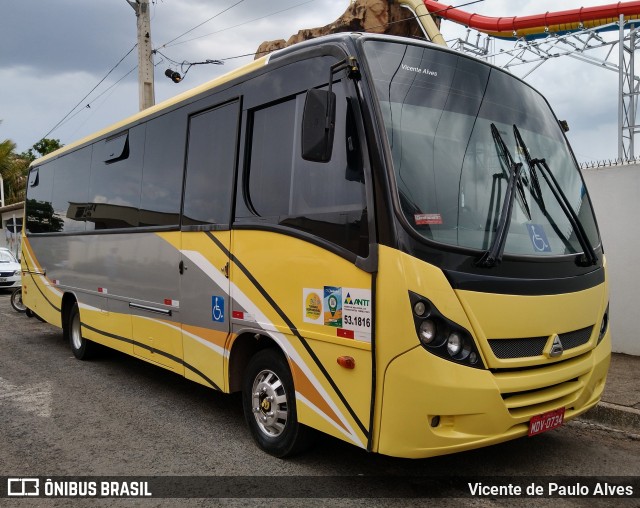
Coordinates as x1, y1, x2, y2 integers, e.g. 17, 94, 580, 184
0, 137, 28, 205
21, 137, 63, 163
1, 134, 64, 206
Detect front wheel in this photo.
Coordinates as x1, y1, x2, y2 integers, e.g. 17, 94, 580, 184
242, 349, 313, 457
10, 288, 26, 313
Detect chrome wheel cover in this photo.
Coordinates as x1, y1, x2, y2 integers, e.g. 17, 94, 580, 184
251, 369, 289, 437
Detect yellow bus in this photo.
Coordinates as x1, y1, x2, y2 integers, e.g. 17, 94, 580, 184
22, 33, 610, 458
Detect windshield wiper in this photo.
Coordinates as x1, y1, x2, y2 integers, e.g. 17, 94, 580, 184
477, 124, 528, 268
512, 125, 598, 266
513, 125, 544, 211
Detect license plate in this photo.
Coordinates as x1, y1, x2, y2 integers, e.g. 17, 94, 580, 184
0, 278, 6, 282
528, 407, 565, 436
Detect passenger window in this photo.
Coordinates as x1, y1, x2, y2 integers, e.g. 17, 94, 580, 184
104, 132, 129, 163
246, 84, 368, 257
25, 163, 56, 234
183, 101, 240, 227
140, 112, 186, 227
50, 147, 92, 233
88, 125, 145, 229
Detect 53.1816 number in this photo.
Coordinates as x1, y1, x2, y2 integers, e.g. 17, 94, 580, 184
343, 315, 371, 328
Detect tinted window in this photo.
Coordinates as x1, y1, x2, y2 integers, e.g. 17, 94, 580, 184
26, 163, 58, 234
88, 126, 145, 229
183, 101, 240, 226
248, 99, 297, 217
245, 83, 368, 256
366, 40, 599, 256
140, 112, 186, 227
50, 147, 92, 233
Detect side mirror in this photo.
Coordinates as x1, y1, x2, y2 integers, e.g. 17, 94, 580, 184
301, 89, 336, 162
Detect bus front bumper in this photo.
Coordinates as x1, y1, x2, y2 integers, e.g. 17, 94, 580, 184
375, 332, 611, 459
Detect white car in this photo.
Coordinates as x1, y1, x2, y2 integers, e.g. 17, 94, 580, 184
0, 248, 21, 289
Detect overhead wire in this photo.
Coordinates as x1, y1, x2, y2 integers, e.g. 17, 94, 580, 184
168, 0, 486, 65
41, 0, 484, 140
41, 44, 137, 140
164, 0, 316, 49
55, 65, 138, 132
157, 0, 245, 50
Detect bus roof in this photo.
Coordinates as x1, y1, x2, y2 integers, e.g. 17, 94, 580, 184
33, 54, 271, 167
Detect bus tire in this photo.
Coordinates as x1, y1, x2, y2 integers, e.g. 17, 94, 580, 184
68, 302, 95, 360
10, 288, 26, 313
242, 348, 313, 458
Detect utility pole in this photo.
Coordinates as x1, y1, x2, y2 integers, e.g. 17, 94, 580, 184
127, 0, 155, 110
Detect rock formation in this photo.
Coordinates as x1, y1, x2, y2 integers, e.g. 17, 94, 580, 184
255, 0, 426, 58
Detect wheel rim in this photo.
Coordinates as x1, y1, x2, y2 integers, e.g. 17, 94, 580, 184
251, 369, 289, 437
71, 312, 83, 350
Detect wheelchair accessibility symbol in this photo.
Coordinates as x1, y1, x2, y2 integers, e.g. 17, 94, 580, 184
527, 224, 551, 253
212, 296, 225, 323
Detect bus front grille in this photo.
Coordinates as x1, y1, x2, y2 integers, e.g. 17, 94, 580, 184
492, 353, 593, 419
488, 326, 594, 359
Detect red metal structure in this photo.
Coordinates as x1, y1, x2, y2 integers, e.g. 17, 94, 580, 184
423, 0, 640, 39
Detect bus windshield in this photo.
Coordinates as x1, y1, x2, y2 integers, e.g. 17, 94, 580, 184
364, 40, 600, 258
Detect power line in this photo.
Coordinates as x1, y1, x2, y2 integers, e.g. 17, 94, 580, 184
55, 65, 138, 132
157, 0, 245, 49
41, 0, 484, 138
41, 44, 137, 140
165, 0, 316, 49
183, 0, 486, 62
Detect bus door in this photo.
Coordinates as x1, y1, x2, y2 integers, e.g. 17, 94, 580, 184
179, 100, 241, 391
232, 74, 376, 446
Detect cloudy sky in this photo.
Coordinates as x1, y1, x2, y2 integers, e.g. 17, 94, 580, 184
0, 0, 630, 162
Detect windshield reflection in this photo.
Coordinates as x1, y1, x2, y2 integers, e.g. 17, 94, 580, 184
364, 40, 599, 258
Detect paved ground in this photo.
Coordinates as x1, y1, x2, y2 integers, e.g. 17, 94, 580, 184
580, 352, 640, 433
0, 290, 638, 506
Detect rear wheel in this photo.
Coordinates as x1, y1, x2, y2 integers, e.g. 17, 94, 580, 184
242, 349, 312, 457
67, 303, 96, 360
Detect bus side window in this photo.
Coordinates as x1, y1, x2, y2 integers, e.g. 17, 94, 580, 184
183, 100, 240, 227
25, 163, 56, 234
140, 111, 186, 227
88, 125, 145, 230
245, 82, 368, 258
50, 146, 92, 233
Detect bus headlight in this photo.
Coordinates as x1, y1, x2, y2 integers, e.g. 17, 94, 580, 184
419, 320, 437, 345
447, 333, 462, 356
409, 291, 485, 369
414, 301, 427, 317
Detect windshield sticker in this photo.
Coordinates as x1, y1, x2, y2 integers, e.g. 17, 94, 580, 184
342, 289, 372, 342
415, 213, 442, 225
527, 224, 552, 253
324, 286, 343, 328
303, 289, 324, 325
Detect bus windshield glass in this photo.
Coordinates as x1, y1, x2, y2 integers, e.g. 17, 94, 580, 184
364, 40, 600, 257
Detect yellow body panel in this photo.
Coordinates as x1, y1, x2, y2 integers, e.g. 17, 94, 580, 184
21, 231, 610, 458
371, 246, 610, 457
230, 230, 373, 448
377, 332, 609, 458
